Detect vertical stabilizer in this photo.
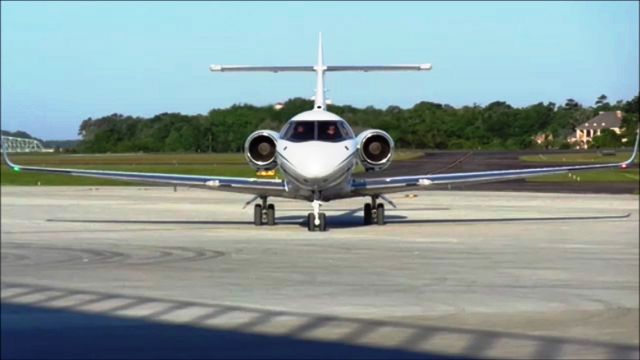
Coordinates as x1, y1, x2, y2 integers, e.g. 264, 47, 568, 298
314, 33, 326, 110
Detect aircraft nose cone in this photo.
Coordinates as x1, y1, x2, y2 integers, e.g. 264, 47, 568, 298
278, 140, 355, 188
295, 154, 336, 179
281, 144, 352, 185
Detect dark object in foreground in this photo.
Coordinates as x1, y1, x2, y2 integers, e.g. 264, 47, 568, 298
1, 304, 457, 360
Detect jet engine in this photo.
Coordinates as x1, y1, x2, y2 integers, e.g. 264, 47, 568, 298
356, 129, 394, 171
244, 130, 279, 170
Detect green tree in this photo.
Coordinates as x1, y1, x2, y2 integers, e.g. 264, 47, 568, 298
72, 94, 638, 153
591, 129, 621, 149
564, 98, 580, 109
595, 94, 608, 106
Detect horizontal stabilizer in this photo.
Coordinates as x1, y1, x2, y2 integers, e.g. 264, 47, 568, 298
326, 64, 432, 72
209, 65, 314, 72
209, 34, 432, 110
209, 64, 432, 72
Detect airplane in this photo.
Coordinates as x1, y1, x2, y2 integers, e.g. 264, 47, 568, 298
2, 34, 639, 232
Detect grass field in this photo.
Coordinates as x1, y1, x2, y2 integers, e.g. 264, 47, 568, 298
526, 168, 639, 182
1, 153, 255, 186
520, 151, 637, 164
520, 151, 639, 183
1, 150, 425, 186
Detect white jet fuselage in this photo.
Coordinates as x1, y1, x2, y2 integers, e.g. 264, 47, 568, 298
275, 110, 358, 201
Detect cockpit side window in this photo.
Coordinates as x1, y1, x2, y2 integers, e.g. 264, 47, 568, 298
338, 121, 355, 138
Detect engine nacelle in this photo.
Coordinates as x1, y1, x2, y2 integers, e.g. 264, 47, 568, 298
356, 129, 394, 171
244, 130, 279, 170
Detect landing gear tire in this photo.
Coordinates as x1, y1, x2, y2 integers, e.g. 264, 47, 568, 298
307, 213, 316, 232
307, 212, 327, 232
254, 204, 263, 226
254, 202, 276, 226
363, 203, 373, 225
376, 203, 385, 225
266, 204, 276, 226
318, 213, 327, 232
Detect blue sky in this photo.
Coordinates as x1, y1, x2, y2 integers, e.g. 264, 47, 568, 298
1, 1, 638, 139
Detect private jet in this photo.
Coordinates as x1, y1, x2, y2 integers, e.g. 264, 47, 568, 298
3, 34, 638, 231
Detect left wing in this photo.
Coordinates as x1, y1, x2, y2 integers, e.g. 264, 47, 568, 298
352, 133, 639, 196
1, 150, 287, 198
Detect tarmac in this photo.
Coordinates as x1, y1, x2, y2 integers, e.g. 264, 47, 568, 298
1, 186, 639, 359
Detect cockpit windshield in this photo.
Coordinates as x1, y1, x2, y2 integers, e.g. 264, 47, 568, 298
281, 121, 354, 142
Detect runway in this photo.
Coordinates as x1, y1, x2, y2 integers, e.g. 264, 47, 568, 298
1, 186, 639, 359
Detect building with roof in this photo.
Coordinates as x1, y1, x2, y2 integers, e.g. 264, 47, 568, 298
569, 111, 623, 149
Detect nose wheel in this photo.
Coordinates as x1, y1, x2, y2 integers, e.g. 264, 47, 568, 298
254, 197, 276, 226
307, 199, 327, 231
307, 212, 327, 232
363, 196, 385, 226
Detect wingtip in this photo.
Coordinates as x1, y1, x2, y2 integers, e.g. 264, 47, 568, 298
621, 129, 639, 167
1, 145, 18, 170
1, 142, 22, 171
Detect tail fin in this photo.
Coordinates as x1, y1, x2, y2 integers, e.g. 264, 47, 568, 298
314, 32, 326, 110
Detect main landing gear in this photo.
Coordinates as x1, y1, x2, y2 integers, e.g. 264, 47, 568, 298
254, 196, 276, 226
363, 196, 385, 226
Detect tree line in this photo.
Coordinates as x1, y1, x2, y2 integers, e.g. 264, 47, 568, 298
69, 94, 638, 153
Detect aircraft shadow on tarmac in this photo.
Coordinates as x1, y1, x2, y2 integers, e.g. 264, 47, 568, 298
1, 282, 638, 360
47, 208, 632, 230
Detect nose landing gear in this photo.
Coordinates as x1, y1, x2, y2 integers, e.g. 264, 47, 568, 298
254, 196, 276, 226
307, 212, 327, 232
363, 196, 385, 226
307, 196, 327, 232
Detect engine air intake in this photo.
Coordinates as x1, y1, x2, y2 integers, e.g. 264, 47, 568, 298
357, 129, 394, 171
244, 130, 279, 170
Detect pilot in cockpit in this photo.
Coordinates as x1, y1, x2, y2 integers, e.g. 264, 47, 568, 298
326, 125, 337, 138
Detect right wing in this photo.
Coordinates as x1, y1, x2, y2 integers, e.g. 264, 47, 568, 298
1, 150, 288, 198
352, 132, 639, 196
